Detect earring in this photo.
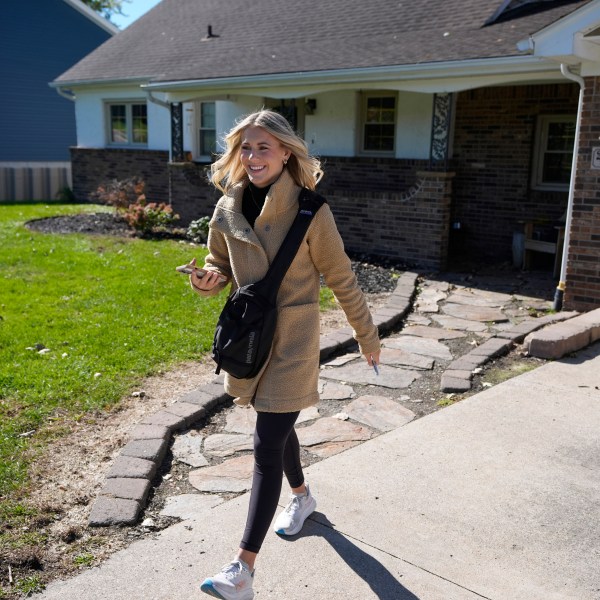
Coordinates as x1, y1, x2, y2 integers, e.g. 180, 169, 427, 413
283, 157, 288, 165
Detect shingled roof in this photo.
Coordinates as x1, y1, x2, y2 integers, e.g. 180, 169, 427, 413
55, 0, 592, 85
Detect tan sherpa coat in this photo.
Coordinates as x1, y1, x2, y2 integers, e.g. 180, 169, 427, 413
197, 169, 380, 413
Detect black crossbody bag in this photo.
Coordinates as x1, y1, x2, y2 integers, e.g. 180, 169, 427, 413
212, 188, 326, 379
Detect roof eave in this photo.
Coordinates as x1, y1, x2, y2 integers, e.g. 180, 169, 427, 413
141, 55, 564, 95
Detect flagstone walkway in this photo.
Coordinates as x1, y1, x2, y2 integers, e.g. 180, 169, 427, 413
89, 268, 578, 527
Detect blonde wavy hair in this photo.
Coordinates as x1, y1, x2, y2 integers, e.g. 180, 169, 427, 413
210, 109, 323, 193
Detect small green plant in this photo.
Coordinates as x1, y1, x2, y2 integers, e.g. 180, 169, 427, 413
187, 216, 211, 243
15, 574, 44, 596
73, 552, 95, 567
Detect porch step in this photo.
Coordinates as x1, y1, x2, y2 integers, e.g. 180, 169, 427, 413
525, 308, 600, 359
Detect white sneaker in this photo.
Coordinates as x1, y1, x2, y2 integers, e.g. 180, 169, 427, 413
273, 484, 317, 536
200, 559, 254, 600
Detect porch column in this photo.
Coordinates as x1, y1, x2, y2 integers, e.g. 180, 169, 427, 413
429, 93, 454, 168
170, 102, 184, 163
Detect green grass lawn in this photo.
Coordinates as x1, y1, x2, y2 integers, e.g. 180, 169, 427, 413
0, 203, 230, 501
0, 202, 336, 509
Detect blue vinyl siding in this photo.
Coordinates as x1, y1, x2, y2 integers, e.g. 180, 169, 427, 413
0, 0, 113, 162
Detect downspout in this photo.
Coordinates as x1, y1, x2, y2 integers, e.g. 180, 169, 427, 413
553, 64, 584, 311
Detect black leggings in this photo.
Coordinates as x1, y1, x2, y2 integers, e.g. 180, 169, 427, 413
240, 411, 303, 553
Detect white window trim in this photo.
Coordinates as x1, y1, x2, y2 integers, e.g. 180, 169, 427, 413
531, 114, 576, 191
105, 100, 148, 148
193, 101, 217, 161
358, 91, 397, 156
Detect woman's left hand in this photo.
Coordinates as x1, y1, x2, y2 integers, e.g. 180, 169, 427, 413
365, 350, 381, 368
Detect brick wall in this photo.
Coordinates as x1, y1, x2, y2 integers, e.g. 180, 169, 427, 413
71, 147, 170, 203
168, 162, 221, 224
452, 83, 578, 261
327, 170, 453, 268
564, 76, 600, 311
72, 148, 449, 267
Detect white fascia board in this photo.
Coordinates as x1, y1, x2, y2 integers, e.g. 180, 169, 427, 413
517, 0, 600, 59
62, 0, 120, 35
142, 56, 564, 99
50, 77, 151, 89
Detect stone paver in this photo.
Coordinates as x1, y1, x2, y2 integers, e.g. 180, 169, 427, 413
378, 347, 434, 370
324, 353, 361, 366
415, 288, 446, 312
384, 336, 452, 361
318, 379, 356, 400
225, 407, 256, 434
88, 496, 141, 527
107, 456, 157, 480
189, 455, 254, 493
430, 314, 488, 332
128, 424, 170, 441
296, 417, 372, 446
319, 363, 422, 389
445, 289, 512, 307
442, 303, 508, 323
401, 324, 466, 340
307, 440, 362, 458
344, 395, 415, 431
172, 433, 208, 468
120, 438, 168, 463
100, 478, 152, 503
203, 433, 253, 457
297, 406, 320, 424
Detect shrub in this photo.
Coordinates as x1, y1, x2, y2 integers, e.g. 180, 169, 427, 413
122, 202, 178, 234
91, 177, 179, 234
187, 216, 210, 243
91, 176, 145, 212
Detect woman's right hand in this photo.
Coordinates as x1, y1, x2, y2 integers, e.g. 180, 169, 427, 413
188, 258, 226, 292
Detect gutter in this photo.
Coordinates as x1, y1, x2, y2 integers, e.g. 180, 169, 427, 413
553, 63, 585, 311
141, 55, 559, 92
54, 86, 76, 101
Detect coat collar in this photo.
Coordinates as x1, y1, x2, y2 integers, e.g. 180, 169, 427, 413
211, 169, 301, 247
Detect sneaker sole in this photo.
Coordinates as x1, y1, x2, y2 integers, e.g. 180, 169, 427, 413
274, 496, 317, 536
200, 581, 225, 599
200, 580, 254, 600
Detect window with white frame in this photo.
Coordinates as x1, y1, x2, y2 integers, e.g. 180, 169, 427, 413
360, 93, 397, 154
532, 115, 576, 190
106, 101, 148, 146
198, 102, 216, 158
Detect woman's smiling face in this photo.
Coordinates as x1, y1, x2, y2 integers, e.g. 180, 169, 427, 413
240, 126, 291, 188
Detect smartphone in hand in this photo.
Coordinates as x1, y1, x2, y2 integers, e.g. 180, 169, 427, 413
176, 264, 227, 283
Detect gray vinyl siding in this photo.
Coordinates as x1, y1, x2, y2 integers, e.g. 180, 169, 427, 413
0, 0, 113, 162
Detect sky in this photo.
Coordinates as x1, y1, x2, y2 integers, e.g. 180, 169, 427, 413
110, 0, 163, 29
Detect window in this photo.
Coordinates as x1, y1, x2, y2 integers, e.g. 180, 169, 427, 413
532, 115, 576, 190
361, 93, 397, 154
106, 102, 148, 146
198, 102, 216, 157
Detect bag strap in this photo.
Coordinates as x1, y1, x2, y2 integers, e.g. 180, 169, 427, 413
260, 188, 326, 302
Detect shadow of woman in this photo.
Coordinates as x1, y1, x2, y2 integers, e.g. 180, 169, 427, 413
277, 511, 421, 600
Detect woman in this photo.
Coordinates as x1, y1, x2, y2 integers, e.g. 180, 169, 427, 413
190, 109, 380, 600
